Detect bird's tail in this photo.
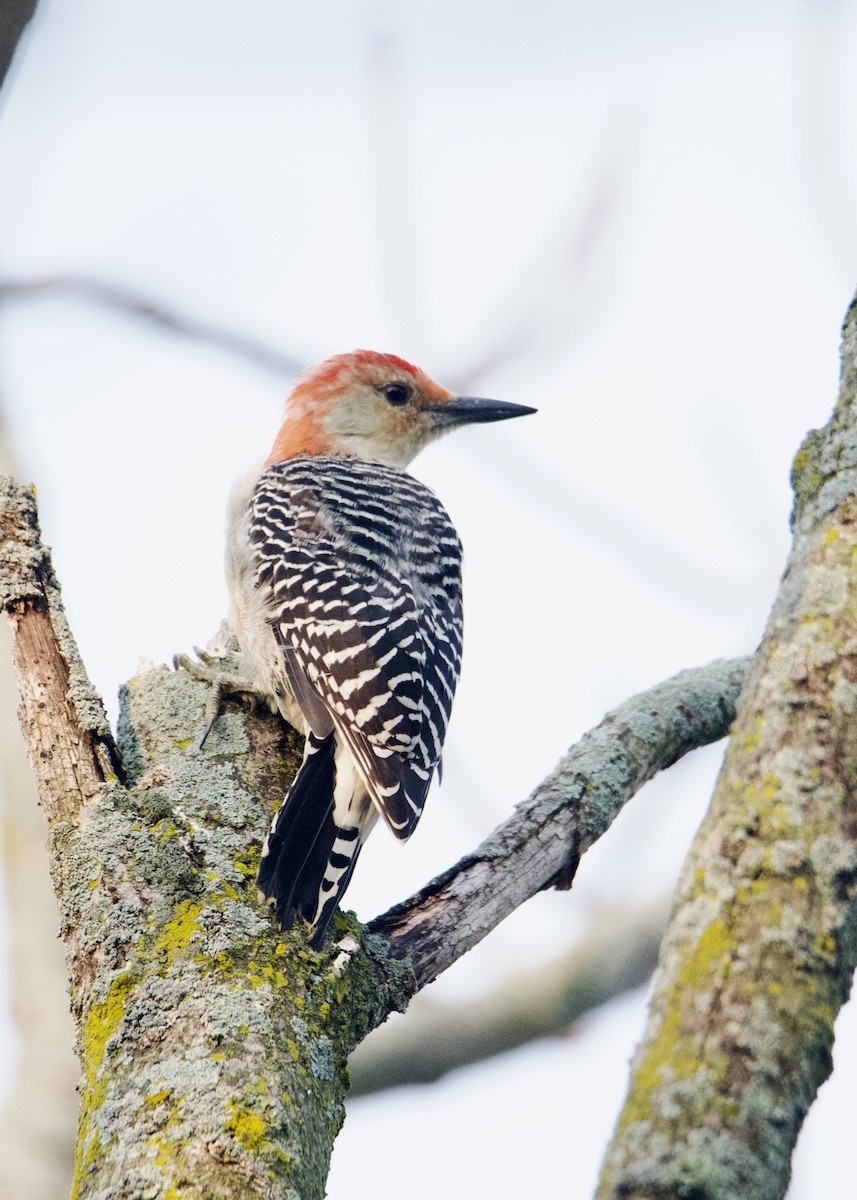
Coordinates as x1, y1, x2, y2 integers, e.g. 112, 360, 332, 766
257, 731, 368, 948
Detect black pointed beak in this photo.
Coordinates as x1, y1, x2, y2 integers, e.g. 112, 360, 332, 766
426, 395, 537, 429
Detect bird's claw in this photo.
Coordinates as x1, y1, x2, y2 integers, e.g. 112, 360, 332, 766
173, 650, 267, 747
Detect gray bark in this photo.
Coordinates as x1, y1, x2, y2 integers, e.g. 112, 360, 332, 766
0, 475, 744, 1198
598, 291, 857, 1200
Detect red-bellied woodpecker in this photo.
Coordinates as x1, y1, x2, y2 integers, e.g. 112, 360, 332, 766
226, 350, 535, 946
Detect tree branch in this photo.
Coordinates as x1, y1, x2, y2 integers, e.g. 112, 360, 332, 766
0, 479, 121, 820
0, 469, 750, 1196
0, 475, 410, 1200
0, 276, 305, 378
0, 0, 37, 94
349, 896, 669, 1096
597, 289, 857, 1200
371, 655, 750, 991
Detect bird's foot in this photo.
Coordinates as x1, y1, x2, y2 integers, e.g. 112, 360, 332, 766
174, 646, 267, 747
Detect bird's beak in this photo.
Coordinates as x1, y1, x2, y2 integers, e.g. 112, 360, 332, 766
425, 395, 537, 428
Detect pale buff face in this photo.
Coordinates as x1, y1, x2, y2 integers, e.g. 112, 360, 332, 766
266, 351, 458, 469
319, 375, 452, 466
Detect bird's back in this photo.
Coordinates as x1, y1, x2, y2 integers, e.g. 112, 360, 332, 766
248, 455, 463, 836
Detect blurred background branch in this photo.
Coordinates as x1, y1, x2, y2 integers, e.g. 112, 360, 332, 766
0, 0, 37, 95
349, 895, 668, 1096
0, 276, 305, 379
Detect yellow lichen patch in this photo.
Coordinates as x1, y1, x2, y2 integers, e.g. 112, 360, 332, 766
740, 721, 763, 751
676, 920, 731, 991
814, 933, 837, 957
72, 974, 135, 1199
82, 973, 134, 1089
150, 901, 202, 970
761, 772, 781, 802
619, 1009, 684, 1126
151, 820, 179, 843
145, 1088, 173, 1107
824, 526, 839, 546
225, 1098, 268, 1153
764, 803, 794, 837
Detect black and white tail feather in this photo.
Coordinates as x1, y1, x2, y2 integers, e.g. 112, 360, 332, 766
257, 732, 368, 948
250, 457, 463, 946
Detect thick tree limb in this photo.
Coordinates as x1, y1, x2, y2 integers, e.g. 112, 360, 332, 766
0, 477, 412, 1199
0, 428, 76, 1200
598, 290, 857, 1200
0, 481, 120, 818
371, 655, 750, 990
349, 896, 669, 1096
0, 471, 747, 1196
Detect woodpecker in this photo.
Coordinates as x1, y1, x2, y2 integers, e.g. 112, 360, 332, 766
226, 350, 535, 947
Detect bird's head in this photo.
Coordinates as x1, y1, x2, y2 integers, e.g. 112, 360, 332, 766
265, 350, 535, 468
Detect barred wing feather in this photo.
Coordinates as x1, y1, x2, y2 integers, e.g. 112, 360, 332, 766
251, 457, 463, 839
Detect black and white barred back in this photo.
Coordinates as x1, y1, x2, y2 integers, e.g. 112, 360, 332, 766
249, 456, 463, 944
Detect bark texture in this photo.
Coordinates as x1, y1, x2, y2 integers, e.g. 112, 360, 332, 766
373, 656, 750, 989
0, 478, 412, 1199
0, 424, 77, 1200
0, 475, 747, 1197
598, 291, 857, 1200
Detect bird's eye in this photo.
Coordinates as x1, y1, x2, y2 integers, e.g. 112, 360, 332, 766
382, 382, 411, 407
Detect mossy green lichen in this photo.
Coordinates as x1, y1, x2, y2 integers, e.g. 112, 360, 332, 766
225, 1099, 269, 1154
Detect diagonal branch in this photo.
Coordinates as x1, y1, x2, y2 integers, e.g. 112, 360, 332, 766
1, 469, 752, 1197
371, 655, 751, 992
0, 276, 306, 378
350, 896, 669, 1095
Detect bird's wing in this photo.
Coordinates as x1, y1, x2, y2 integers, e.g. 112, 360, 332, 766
251, 457, 463, 839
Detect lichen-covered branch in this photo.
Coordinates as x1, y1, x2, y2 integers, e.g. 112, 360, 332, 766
0, 470, 749, 1197
0, 426, 77, 1200
1, 477, 413, 1200
597, 291, 857, 1200
0, 479, 120, 819
370, 655, 750, 990
349, 897, 669, 1096
1, 468, 754, 1198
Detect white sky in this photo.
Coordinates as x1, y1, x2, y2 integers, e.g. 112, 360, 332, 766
2, 0, 857, 1196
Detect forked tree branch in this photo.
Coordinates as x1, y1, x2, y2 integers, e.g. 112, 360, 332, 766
0, 473, 747, 1197
371, 655, 749, 991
